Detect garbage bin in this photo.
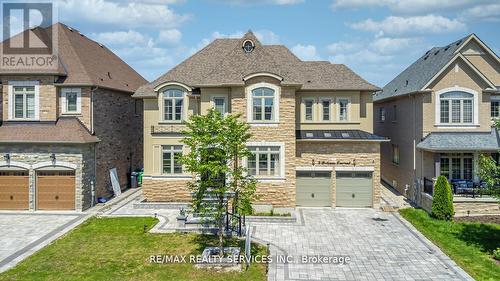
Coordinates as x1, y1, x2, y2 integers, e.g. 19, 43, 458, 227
130, 172, 139, 188
137, 171, 144, 187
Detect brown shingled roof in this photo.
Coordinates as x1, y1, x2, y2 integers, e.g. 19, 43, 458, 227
1, 23, 147, 93
0, 117, 100, 144
134, 31, 378, 98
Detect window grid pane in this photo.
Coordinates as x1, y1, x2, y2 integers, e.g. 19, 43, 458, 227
164, 100, 173, 120
491, 101, 500, 118
213, 98, 226, 114
451, 158, 461, 179
339, 99, 348, 121
440, 100, 449, 123
463, 158, 473, 180
14, 94, 24, 118
462, 100, 472, 123
322, 100, 330, 121
264, 98, 273, 120
26, 94, 35, 119
305, 100, 313, 121
66, 93, 78, 112
440, 158, 450, 179
451, 100, 461, 123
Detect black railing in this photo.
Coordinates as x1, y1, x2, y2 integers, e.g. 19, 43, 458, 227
224, 191, 245, 237
423, 177, 433, 195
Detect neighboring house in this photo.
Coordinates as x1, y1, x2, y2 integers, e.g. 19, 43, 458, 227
374, 34, 500, 208
133, 32, 387, 210
0, 23, 146, 211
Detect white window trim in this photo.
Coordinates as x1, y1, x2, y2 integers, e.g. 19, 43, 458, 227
319, 97, 332, 122
301, 97, 316, 122
8, 80, 39, 121
160, 145, 186, 176
61, 88, 82, 114
159, 88, 187, 123
211, 95, 228, 115
336, 97, 351, 122
245, 141, 285, 181
435, 86, 479, 128
246, 82, 280, 125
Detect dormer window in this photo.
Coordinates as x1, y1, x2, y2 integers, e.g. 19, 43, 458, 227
61, 88, 82, 114
242, 39, 255, 53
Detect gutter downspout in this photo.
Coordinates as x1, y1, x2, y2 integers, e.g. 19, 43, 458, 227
90, 86, 98, 206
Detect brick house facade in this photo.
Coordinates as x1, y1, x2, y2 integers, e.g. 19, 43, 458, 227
0, 23, 146, 211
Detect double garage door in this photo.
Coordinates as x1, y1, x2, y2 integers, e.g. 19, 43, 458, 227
0, 170, 75, 210
296, 171, 373, 208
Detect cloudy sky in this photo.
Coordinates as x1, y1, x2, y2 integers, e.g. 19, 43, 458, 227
10, 0, 500, 87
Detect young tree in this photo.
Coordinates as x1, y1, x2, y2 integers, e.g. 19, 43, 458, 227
432, 176, 454, 220
478, 154, 500, 200
181, 109, 256, 255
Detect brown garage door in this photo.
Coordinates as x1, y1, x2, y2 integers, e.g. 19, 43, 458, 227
0, 171, 29, 210
36, 171, 75, 210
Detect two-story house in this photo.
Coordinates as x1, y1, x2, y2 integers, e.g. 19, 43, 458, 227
374, 34, 500, 210
133, 32, 387, 210
0, 23, 146, 211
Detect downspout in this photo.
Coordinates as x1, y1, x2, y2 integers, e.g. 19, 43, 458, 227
90, 86, 98, 206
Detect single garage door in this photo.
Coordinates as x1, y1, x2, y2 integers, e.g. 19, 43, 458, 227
0, 171, 29, 210
296, 171, 331, 207
336, 171, 373, 208
36, 170, 75, 210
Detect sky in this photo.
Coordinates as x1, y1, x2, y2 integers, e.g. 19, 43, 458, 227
6, 0, 500, 87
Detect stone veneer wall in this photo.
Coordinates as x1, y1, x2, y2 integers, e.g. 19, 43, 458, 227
0, 144, 95, 211
142, 179, 192, 202
296, 141, 381, 208
93, 88, 143, 198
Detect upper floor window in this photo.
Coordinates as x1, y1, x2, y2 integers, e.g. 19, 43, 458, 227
212, 96, 227, 115
379, 107, 386, 122
163, 89, 184, 121
392, 105, 397, 121
304, 99, 314, 121
8, 81, 39, 121
439, 91, 473, 124
321, 99, 331, 121
491, 98, 500, 119
162, 145, 183, 174
337, 98, 350, 121
61, 88, 81, 114
251, 87, 275, 121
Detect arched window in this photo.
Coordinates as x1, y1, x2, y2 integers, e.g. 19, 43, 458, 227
163, 89, 184, 121
439, 91, 474, 124
251, 87, 275, 121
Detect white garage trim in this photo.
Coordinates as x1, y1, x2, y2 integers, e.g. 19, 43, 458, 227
0, 161, 31, 170
33, 161, 77, 170
335, 166, 374, 171
296, 166, 333, 171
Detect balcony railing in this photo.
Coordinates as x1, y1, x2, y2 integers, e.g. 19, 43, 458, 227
423, 177, 499, 198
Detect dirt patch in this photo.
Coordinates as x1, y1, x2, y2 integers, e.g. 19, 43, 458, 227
455, 215, 500, 224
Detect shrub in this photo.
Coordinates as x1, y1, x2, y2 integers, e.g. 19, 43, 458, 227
432, 176, 454, 220
494, 248, 500, 261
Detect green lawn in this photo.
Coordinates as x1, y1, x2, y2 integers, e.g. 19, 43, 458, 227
0, 217, 267, 281
399, 208, 500, 281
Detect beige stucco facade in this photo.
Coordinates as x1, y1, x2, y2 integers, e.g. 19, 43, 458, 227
141, 75, 383, 209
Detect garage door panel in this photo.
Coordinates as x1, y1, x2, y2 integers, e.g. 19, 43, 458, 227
0, 174, 29, 210
336, 172, 373, 208
37, 173, 75, 210
296, 172, 332, 207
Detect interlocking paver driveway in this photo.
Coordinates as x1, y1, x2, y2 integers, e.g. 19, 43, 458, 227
0, 213, 83, 272
252, 208, 472, 281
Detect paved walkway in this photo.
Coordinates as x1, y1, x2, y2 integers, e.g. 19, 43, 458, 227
103, 198, 473, 281
0, 188, 141, 273
252, 208, 472, 281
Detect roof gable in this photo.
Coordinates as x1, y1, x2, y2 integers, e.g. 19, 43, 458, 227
376, 34, 499, 101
